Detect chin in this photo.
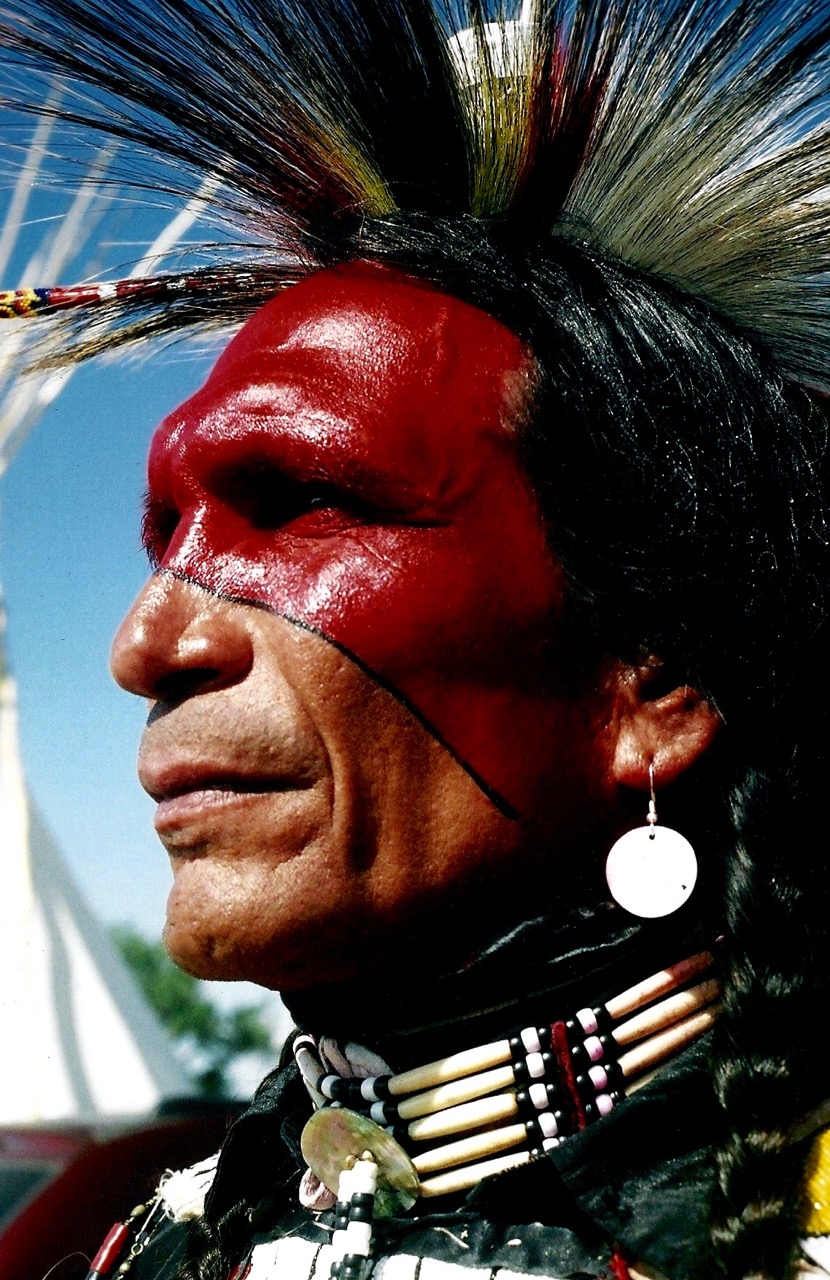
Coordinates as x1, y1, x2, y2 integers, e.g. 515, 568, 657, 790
161, 883, 351, 990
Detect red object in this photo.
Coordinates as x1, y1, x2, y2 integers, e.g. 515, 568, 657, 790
609, 1247, 632, 1279
551, 1020, 587, 1132
144, 262, 568, 818
88, 1220, 130, 1275
0, 1108, 236, 1280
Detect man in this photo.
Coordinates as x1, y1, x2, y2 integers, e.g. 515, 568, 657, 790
109, 265, 718, 995
3, 3, 830, 1279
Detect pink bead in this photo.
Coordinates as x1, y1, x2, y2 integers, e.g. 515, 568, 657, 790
521, 1027, 542, 1054
576, 1007, 599, 1035
584, 1036, 605, 1062
529, 1082, 548, 1110
588, 1064, 608, 1091
538, 1110, 559, 1138
526, 1052, 545, 1079
596, 1093, 614, 1117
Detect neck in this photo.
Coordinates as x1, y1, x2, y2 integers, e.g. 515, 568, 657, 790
294, 940, 721, 1205
282, 898, 715, 1069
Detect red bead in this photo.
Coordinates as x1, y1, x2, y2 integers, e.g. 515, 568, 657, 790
89, 1222, 130, 1276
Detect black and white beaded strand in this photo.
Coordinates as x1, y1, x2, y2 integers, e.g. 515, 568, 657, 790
329, 1150, 378, 1280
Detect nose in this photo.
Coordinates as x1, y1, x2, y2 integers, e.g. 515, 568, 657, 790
110, 573, 254, 703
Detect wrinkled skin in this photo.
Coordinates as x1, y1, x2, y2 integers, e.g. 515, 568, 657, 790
111, 264, 627, 989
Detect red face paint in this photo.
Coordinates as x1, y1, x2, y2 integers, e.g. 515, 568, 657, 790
144, 263, 566, 817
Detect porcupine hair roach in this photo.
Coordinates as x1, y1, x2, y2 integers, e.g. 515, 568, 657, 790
3, 3, 830, 1278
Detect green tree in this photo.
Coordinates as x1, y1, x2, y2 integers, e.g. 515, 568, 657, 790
112, 924, 273, 1097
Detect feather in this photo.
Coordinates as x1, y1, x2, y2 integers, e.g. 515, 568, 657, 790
1, 0, 829, 390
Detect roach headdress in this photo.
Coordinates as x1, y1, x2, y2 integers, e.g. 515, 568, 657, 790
2, 0, 830, 391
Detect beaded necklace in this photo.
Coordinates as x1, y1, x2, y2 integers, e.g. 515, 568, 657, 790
291, 949, 720, 1280
81, 949, 719, 1280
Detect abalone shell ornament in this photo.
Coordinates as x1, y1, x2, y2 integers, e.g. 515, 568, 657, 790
605, 824, 698, 918
301, 1108, 420, 1215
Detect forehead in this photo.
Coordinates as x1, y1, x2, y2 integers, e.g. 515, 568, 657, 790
153, 264, 533, 487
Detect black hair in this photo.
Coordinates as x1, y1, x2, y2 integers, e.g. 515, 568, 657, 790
166, 216, 830, 1280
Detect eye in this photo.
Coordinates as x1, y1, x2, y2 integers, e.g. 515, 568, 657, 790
214, 462, 372, 534
142, 492, 180, 568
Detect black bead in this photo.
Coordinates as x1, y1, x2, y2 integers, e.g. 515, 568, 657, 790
570, 1041, 587, 1069
349, 1193, 375, 1223
574, 1073, 597, 1099
593, 1006, 613, 1034
513, 1059, 529, 1084
539, 1050, 555, 1078
327, 1076, 349, 1102
537, 1025, 552, 1051
372, 1076, 391, 1099
605, 1061, 624, 1088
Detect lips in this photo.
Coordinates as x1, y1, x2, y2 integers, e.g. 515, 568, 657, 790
140, 761, 306, 832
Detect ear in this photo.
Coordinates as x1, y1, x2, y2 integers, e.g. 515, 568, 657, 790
611, 660, 722, 790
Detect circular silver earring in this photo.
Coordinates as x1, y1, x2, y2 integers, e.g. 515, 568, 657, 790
605, 764, 698, 918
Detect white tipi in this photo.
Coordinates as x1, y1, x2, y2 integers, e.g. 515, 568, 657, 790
0, 129, 208, 1123
0, 609, 195, 1122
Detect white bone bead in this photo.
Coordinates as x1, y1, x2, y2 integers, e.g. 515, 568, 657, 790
411, 1122, 526, 1175
418, 1150, 531, 1198
344, 1221, 373, 1255
612, 979, 719, 1046
605, 950, 714, 1020
388, 1040, 511, 1096
335, 1167, 355, 1203
361, 1078, 379, 1101
396, 1065, 514, 1120
350, 1158, 378, 1195
619, 1005, 721, 1078
406, 1092, 518, 1142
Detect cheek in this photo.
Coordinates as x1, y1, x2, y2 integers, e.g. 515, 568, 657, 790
159, 479, 565, 818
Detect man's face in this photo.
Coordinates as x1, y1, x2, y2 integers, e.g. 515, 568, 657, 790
111, 265, 619, 989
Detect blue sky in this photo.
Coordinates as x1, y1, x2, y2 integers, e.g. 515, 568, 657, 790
0, 115, 290, 1025
0, 151, 225, 936
1, 342, 216, 934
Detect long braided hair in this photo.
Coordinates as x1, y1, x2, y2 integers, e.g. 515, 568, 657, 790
3, 3, 830, 1277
